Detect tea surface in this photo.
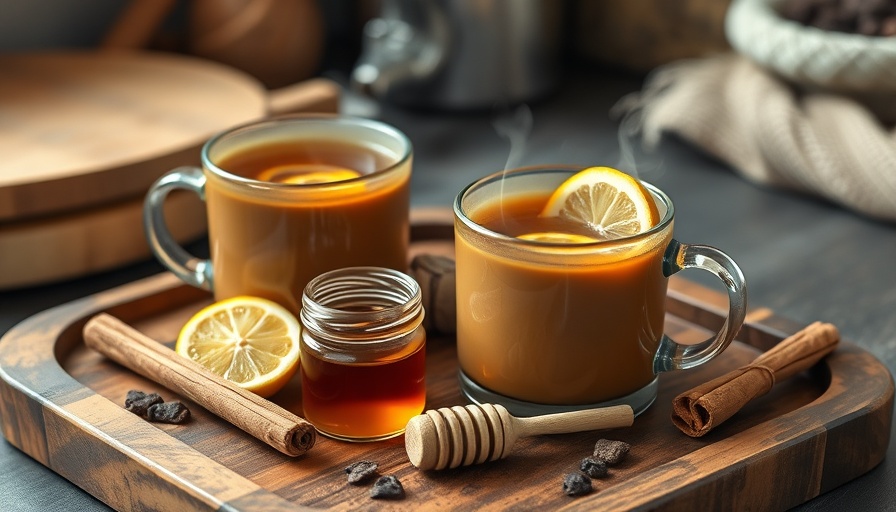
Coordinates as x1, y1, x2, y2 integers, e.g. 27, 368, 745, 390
471, 193, 613, 240
217, 139, 392, 183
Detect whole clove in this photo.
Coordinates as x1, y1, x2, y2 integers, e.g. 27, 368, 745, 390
146, 401, 191, 424
562, 473, 593, 497
580, 457, 609, 478
345, 460, 379, 485
123, 390, 191, 424
124, 390, 163, 417
592, 439, 630, 465
369, 475, 405, 500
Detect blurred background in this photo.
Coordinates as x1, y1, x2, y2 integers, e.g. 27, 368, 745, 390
0, 0, 733, 96
0, 0, 747, 288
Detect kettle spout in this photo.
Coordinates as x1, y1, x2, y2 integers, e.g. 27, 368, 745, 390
350, 63, 382, 98
350, 10, 447, 99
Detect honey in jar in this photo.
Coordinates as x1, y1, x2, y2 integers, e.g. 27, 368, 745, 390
299, 267, 426, 441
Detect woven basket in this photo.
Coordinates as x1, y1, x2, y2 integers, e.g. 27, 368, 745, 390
725, 0, 896, 93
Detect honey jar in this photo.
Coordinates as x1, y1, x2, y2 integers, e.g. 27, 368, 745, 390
299, 266, 426, 441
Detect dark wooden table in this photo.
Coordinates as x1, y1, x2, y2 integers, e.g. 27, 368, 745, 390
1, 69, 893, 510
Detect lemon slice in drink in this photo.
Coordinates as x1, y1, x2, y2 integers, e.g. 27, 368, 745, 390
540, 166, 660, 239
176, 296, 301, 398
517, 232, 600, 243
257, 164, 361, 184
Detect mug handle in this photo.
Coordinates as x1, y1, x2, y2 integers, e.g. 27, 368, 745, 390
143, 166, 214, 291
653, 239, 747, 373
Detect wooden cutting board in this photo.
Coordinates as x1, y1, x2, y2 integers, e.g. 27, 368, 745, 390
0, 210, 892, 511
0, 52, 340, 289
0, 51, 340, 222
0, 192, 205, 290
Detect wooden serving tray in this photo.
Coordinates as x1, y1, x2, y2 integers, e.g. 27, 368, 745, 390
0, 213, 892, 511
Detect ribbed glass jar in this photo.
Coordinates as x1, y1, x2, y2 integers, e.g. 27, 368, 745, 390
299, 266, 426, 441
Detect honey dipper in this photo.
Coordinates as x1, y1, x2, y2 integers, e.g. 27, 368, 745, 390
404, 403, 634, 470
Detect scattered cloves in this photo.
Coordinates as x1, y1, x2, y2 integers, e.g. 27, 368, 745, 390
345, 460, 379, 485
123, 390, 190, 424
562, 473, 593, 497
580, 457, 609, 478
146, 401, 191, 424
370, 475, 405, 500
124, 390, 163, 417
592, 439, 630, 465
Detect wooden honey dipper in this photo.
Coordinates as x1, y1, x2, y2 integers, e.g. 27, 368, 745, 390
405, 403, 634, 470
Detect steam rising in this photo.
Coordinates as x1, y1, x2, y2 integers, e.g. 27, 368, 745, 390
492, 105, 533, 223
611, 90, 665, 183
493, 104, 533, 172
486, 98, 663, 222
616, 108, 644, 179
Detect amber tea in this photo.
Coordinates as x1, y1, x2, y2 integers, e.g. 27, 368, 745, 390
456, 191, 670, 406
145, 116, 412, 316
453, 167, 747, 416
206, 137, 410, 314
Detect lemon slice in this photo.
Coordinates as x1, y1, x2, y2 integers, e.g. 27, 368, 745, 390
257, 164, 361, 185
540, 166, 660, 239
176, 296, 301, 398
517, 232, 599, 243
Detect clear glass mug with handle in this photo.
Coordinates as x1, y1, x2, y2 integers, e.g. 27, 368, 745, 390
453, 166, 747, 417
143, 114, 413, 316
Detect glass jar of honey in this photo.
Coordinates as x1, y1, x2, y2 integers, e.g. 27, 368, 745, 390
299, 266, 426, 441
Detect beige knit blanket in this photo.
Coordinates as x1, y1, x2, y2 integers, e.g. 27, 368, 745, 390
614, 54, 896, 222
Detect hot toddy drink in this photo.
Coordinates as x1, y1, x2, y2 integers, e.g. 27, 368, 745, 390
206, 136, 410, 315
453, 166, 747, 416
144, 115, 412, 316
456, 189, 670, 405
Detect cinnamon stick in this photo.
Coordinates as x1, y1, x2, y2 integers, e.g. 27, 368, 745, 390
83, 313, 316, 456
671, 321, 840, 437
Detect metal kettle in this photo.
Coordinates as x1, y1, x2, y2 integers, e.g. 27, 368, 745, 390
351, 0, 564, 110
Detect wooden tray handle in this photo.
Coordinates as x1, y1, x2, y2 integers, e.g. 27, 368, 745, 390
266, 78, 341, 116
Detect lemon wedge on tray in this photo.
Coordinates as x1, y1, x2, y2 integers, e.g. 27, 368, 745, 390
540, 166, 659, 239
176, 296, 301, 398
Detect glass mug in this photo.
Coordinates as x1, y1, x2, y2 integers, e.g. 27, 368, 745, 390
453, 166, 747, 417
144, 115, 413, 316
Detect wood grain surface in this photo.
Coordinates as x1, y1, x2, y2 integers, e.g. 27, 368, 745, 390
0, 51, 258, 221
0, 193, 205, 290
0, 52, 340, 289
0, 214, 892, 511
0, 51, 340, 222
